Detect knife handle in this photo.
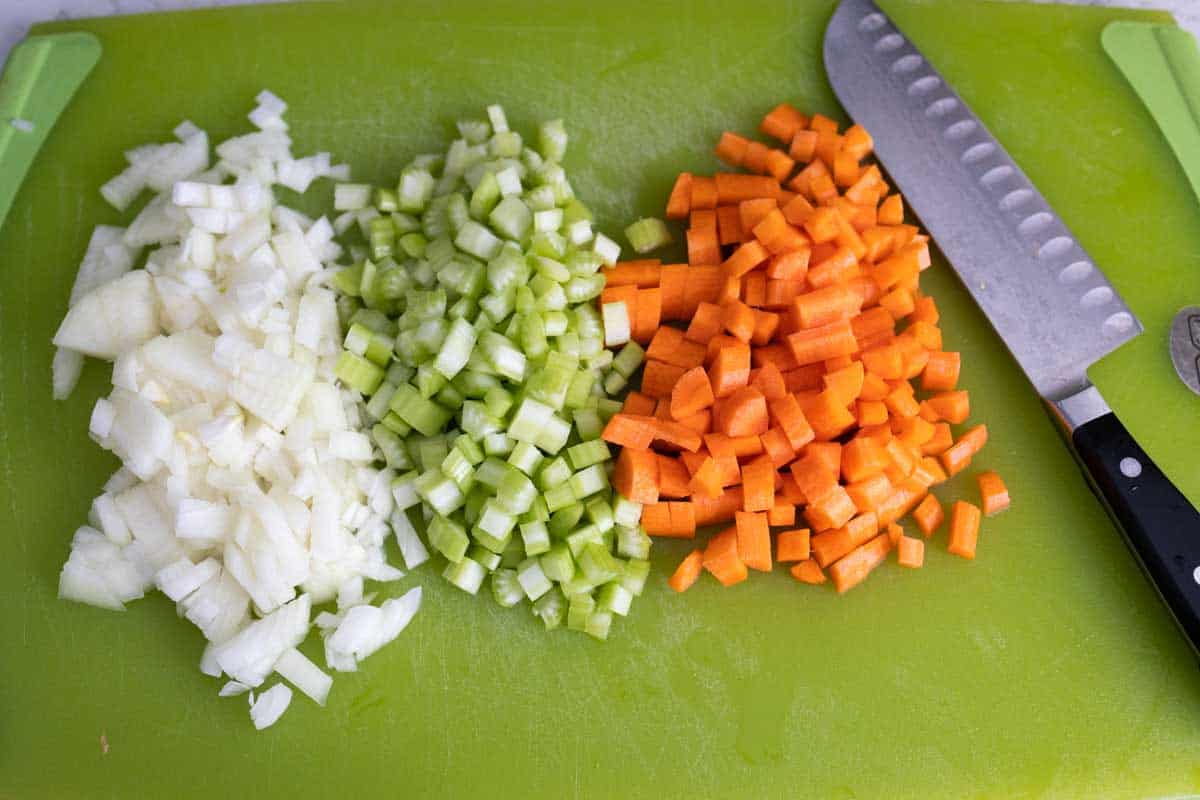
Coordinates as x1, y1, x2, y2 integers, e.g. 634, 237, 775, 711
1072, 410, 1200, 652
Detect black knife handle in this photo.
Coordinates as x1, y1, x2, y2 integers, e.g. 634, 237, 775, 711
1073, 411, 1200, 652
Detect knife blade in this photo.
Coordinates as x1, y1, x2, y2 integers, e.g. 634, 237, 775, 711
824, 0, 1200, 654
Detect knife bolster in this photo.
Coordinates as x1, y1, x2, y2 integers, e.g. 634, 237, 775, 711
1051, 383, 1111, 433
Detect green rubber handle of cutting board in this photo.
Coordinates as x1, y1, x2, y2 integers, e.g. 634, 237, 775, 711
1103, 21, 1200, 210
0, 32, 101, 232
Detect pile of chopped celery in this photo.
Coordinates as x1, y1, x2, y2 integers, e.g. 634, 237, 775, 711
329, 105, 649, 640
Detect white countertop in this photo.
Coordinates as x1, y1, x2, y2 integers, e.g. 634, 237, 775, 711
2, 0, 1196, 67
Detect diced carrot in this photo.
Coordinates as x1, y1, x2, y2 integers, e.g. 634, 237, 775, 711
764, 150, 796, 183
767, 502, 796, 526
767, 393, 815, 450
762, 102, 809, 142
685, 302, 724, 344
910, 294, 939, 325
776, 528, 811, 562
728, 435, 764, 458
653, 419, 703, 453
810, 527, 854, 568
814, 130, 842, 170
781, 193, 816, 227
912, 494, 944, 536
789, 449, 838, 502
693, 485, 744, 527
715, 173, 780, 205
716, 205, 743, 245
884, 382, 921, 418
668, 549, 705, 593
879, 287, 915, 320
703, 526, 748, 586
842, 124, 874, 160
741, 457, 777, 513
659, 264, 689, 320
759, 427, 795, 467
690, 208, 717, 232
682, 265, 725, 316
839, 437, 890, 484
602, 413, 657, 450
707, 333, 743, 366
921, 390, 970, 424
846, 472, 893, 514
802, 390, 856, 441
779, 473, 806, 505
647, 326, 706, 369
875, 478, 928, 526
978, 470, 1011, 516
677, 409, 712, 436
688, 456, 724, 499
743, 141, 770, 174
886, 521, 904, 547
793, 283, 864, 329
859, 371, 890, 402
897, 535, 924, 568
804, 484, 857, 531
751, 309, 779, 345
709, 341, 752, 398
803, 206, 842, 244
878, 193, 904, 226
834, 150, 861, 188
782, 366, 823, 393
787, 319, 859, 365
666, 173, 693, 220
823, 360, 865, 407
861, 342, 903, 380
714, 386, 769, 437
722, 299, 757, 343
658, 454, 692, 498
922, 351, 961, 392
613, 448, 660, 504
790, 558, 826, 584
641, 502, 672, 535
641, 360, 687, 399
690, 175, 718, 210
893, 415, 936, 448
734, 510, 772, 571
912, 456, 948, 487
715, 132, 751, 167
603, 260, 662, 288
631, 288, 662, 344
750, 361, 788, 400
767, 249, 811, 283
856, 399, 889, 427
687, 226, 721, 266
670, 366, 716, 421
739, 198, 778, 234
829, 533, 892, 593
947, 500, 981, 559
921, 422, 954, 456
669, 501, 697, 538
621, 391, 657, 417
940, 424, 987, 477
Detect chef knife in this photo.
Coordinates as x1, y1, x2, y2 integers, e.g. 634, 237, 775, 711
824, 0, 1200, 653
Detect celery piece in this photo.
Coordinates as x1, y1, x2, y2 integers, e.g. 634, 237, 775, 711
473, 457, 509, 490
572, 409, 603, 442
491, 568, 524, 608
490, 130, 522, 158
538, 541, 574, 585
533, 255, 570, 283
519, 519, 552, 557
532, 587, 565, 630
460, 401, 502, 441
444, 557, 486, 594
548, 503, 585, 539
565, 524, 603, 558
507, 440, 543, 477
578, 542, 620, 585
392, 212, 421, 234
566, 440, 611, 471
584, 497, 614, 533
534, 208, 563, 234
538, 457, 573, 493
440, 447, 476, 491
454, 434, 485, 465
375, 186, 399, 212
399, 168, 435, 213
479, 331, 526, 382
564, 274, 605, 304
538, 119, 567, 163
434, 318, 476, 381
398, 231, 427, 258
585, 610, 613, 641
436, 382, 465, 409
563, 369, 594, 410
544, 483, 576, 513
533, 414, 571, 455
336, 351, 385, 395
624, 217, 673, 254
388, 384, 452, 437
454, 369, 501, 399
595, 397, 622, 420
519, 313, 549, 360
531, 231, 567, 260
468, 545, 502, 573
483, 386, 514, 420
597, 581, 633, 616
380, 412, 412, 437
482, 433, 513, 456
415, 436, 451, 473
543, 310, 569, 337
428, 514, 470, 563
391, 471, 421, 511
508, 398, 553, 444
615, 525, 651, 561
524, 184, 556, 212
517, 557, 553, 601
611, 341, 646, 379
469, 171, 501, 221
621, 559, 651, 597
372, 424, 412, 470
475, 498, 517, 548
566, 591, 594, 632
569, 465, 608, 500
526, 350, 577, 410
489, 196, 532, 241
416, 471, 465, 517
603, 371, 628, 396
612, 497, 643, 529
416, 364, 448, 399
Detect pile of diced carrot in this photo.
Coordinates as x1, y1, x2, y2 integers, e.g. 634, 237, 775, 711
599, 103, 1011, 595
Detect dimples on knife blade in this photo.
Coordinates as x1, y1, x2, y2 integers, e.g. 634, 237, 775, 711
823, 0, 1142, 402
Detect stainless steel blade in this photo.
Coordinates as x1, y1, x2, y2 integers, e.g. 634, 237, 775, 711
824, 0, 1142, 406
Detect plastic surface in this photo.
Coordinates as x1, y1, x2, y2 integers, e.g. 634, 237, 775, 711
3, 1, 1200, 798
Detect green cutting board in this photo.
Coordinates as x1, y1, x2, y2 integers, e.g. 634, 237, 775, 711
4, 1, 1200, 798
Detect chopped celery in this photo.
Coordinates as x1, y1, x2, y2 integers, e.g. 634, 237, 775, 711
624, 217, 673, 254
444, 557, 486, 594
325, 106, 648, 640
491, 568, 524, 608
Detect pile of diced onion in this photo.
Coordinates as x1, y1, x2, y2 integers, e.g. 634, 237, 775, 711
53, 92, 422, 730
